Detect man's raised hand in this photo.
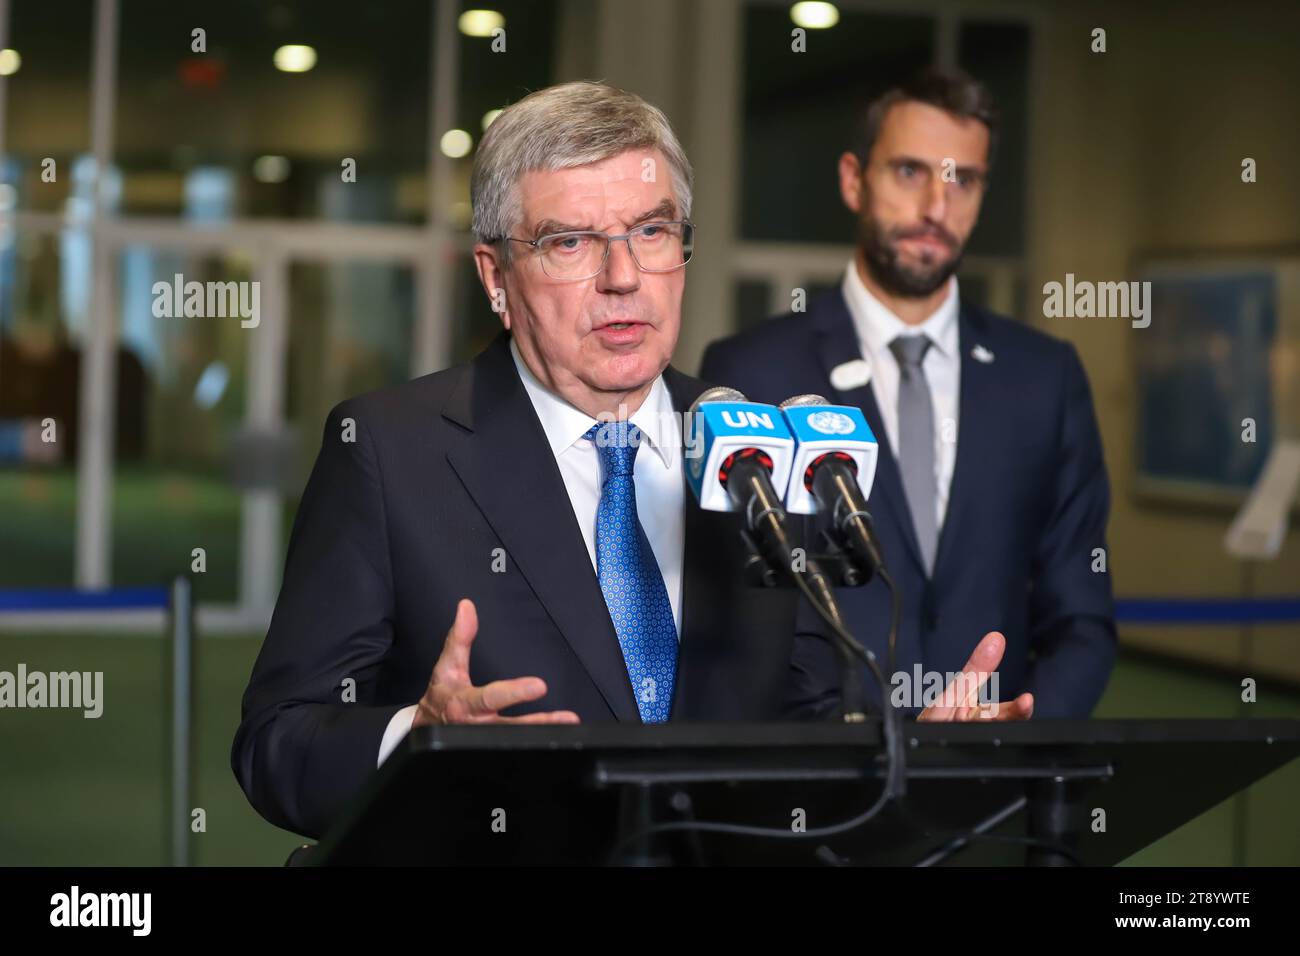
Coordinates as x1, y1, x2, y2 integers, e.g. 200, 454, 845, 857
412, 599, 581, 727
916, 631, 1034, 722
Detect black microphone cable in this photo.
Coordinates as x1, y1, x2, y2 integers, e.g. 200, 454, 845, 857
605, 537, 907, 864
608, 388, 908, 862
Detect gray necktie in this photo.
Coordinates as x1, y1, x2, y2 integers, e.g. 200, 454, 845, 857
889, 335, 938, 575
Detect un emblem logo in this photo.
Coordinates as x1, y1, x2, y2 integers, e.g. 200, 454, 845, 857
806, 411, 855, 435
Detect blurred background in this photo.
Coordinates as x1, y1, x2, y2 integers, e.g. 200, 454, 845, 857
0, 0, 1297, 865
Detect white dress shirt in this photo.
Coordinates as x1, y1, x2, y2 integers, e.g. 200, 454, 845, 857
378, 339, 686, 765
840, 260, 961, 533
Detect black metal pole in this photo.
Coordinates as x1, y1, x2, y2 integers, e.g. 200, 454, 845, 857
1025, 777, 1080, 866
166, 575, 195, 867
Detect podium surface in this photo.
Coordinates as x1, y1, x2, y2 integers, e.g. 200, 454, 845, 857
312, 719, 1300, 866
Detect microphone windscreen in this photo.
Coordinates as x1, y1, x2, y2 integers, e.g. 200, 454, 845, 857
689, 386, 746, 416
779, 393, 830, 409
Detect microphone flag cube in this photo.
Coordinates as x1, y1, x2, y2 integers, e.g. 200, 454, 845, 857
780, 404, 878, 515
685, 401, 795, 512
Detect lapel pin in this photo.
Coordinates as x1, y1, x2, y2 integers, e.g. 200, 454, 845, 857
971, 344, 995, 364
829, 358, 872, 391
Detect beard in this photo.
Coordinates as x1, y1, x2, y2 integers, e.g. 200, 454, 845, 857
858, 214, 965, 298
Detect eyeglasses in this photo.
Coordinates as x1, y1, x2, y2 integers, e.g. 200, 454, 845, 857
881, 159, 987, 196
497, 220, 695, 281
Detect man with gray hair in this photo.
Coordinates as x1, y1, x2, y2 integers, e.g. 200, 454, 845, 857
233, 81, 805, 838
233, 80, 1025, 840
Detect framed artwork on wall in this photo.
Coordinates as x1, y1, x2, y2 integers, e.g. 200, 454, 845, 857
1133, 252, 1300, 510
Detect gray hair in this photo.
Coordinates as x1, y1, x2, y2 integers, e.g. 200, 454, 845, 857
471, 81, 694, 257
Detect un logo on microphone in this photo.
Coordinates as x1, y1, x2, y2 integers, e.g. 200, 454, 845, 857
806, 411, 855, 435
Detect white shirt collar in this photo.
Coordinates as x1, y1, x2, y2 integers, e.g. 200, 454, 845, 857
509, 337, 677, 469
841, 259, 960, 360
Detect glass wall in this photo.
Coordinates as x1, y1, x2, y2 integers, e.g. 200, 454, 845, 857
110, 248, 252, 600
0, 231, 78, 586
0, 0, 564, 603
115, 0, 433, 223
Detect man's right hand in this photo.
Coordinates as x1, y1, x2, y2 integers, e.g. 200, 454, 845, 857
412, 598, 582, 727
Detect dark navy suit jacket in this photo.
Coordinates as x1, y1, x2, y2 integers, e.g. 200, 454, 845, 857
233, 331, 826, 838
700, 288, 1117, 720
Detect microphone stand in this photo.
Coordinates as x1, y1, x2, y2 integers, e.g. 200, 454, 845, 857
725, 447, 905, 800
801, 555, 868, 722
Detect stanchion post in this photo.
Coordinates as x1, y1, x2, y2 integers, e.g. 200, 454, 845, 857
165, 575, 195, 867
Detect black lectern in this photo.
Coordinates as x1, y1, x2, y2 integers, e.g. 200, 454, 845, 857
309, 719, 1300, 866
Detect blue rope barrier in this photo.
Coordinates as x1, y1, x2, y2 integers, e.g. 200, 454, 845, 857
1115, 598, 1300, 626
1, 589, 1296, 625
0, 586, 171, 611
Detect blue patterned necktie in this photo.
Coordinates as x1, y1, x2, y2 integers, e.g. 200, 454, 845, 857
586, 421, 678, 723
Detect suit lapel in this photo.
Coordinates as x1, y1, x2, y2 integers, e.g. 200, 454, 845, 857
442, 333, 640, 721
812, 292, 928, 576
662, 366, 710, 719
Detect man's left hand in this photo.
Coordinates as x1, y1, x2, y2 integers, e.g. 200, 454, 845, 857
916, 631, 1034, 722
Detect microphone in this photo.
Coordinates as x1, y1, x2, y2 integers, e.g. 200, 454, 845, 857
780, 395, 904, 738
778, 394, 886, 576
690, 388, 870, 723
685, 387, 798, 578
